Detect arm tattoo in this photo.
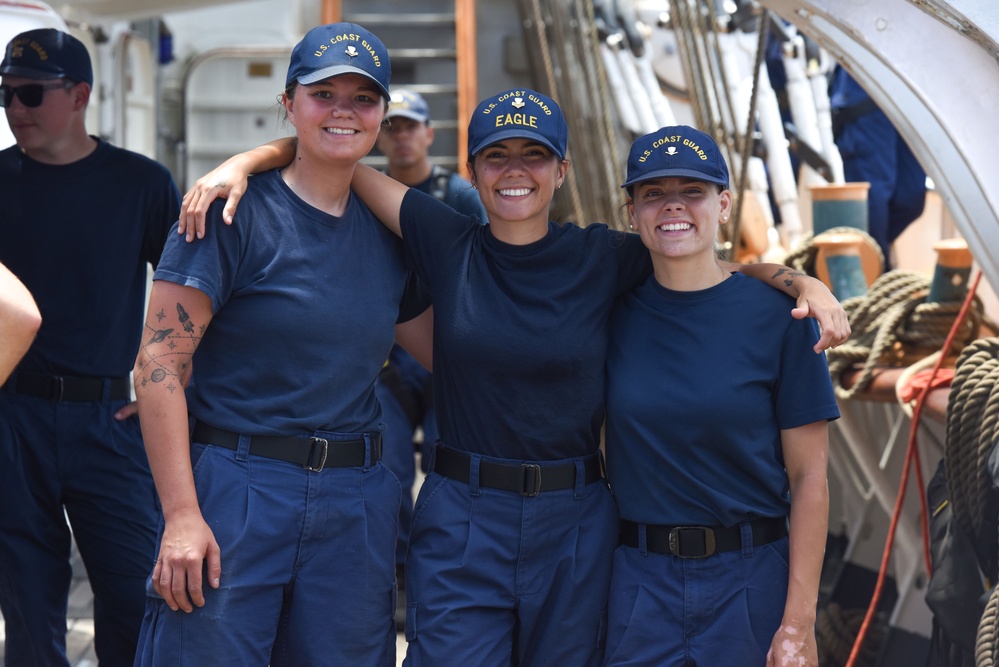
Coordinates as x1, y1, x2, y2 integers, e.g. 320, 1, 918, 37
177, 303, 195, 333
771, 267, 805, 287
138, 301, 203, 394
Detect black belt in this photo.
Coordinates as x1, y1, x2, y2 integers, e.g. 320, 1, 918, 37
831, 97, 879, 139
191, 422, 381, 471
620, 517, 788, 559
432, 445, 602, 497
13, 373, 131, 402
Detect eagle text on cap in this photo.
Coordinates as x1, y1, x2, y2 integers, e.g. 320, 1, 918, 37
638, 134, 709, 163
312, 32, 383, 67
481, 90, 553, 130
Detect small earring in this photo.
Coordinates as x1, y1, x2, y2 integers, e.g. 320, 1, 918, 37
628, 223, 634, 230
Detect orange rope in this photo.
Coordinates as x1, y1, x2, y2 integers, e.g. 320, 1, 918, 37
845, 270, 982, 666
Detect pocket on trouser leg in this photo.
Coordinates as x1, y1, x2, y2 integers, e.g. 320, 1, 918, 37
404, 602, 423, 666
406, 601, 418, 643
596, 606, 607, 656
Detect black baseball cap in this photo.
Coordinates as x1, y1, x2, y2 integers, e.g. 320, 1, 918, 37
1, 28, 93, 87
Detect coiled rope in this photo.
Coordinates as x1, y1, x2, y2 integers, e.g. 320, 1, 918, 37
979, 582, 999, 665
966, 339, 999, 666
784, 226, 885, 277
824, 269, 985, 400
948, 338, 999, 551
817, 602, 884, 667
789, 226, 993, 401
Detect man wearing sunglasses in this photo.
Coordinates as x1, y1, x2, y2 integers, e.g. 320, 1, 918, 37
0, 28, 180, 667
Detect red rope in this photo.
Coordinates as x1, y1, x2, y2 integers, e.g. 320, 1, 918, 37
845, 270, 982, 666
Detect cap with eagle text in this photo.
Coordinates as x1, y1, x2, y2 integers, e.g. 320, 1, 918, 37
467, 88, 567, 159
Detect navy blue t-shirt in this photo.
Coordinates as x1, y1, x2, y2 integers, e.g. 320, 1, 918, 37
400, 189, 650, 460
382, 167, 487, 393
156, 169, 427, 436
0, 139, 179, 378
605, 272, 840, 526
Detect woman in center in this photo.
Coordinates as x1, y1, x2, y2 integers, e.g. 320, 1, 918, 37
181, 89, 848, 666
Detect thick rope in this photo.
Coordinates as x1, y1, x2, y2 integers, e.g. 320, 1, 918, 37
821, 266, 985, 399
579, 0, 627, 227
979, 583, 999, 665
947, 338, 999, 549
784, 226, 886, 277
525, 0, 585, 225
729, 7, 769, 262
816, 602, 883, 667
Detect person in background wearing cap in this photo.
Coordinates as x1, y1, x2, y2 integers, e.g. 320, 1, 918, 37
377, 88, 486, 221
178, 89, 848, 666
602, 126, 838, 667
131, 23, 430, 666
374, 89, 486, 623
0, 28, 180, 666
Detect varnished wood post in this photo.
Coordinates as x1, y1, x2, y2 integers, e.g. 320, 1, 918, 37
455, 0, 477, 176
321, 0, 342, 25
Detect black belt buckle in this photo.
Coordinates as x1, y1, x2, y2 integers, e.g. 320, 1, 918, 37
521, 463, 542, 497
50, 376, 65, 401
669, 526, 716, 558
305, 437, 329, 472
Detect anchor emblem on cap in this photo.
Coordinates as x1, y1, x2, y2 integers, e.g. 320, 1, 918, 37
512, 97, 526, 109
666, 147, 678, 155
345, 45, 359, 58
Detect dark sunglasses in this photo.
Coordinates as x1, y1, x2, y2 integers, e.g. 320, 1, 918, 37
0, 81, 73, 108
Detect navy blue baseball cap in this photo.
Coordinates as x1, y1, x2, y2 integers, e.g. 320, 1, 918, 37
386, 89, 431, 123
467, 88, 567, 159
1, 29, 93, 87
285, 23, 390, 100
621, 125, 729, 189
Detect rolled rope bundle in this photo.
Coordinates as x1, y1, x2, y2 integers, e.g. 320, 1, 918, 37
784, 226, 885, 279
978, 583, 999, 665
816, 602, 884, 667
947, 338, 999, 556
825, 271, 986, 400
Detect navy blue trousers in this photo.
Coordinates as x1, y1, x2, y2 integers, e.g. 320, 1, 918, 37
603, 533, 790, 666
0, 383, 158, 667
403, 446, 617, 667
134, 435, 398, 666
